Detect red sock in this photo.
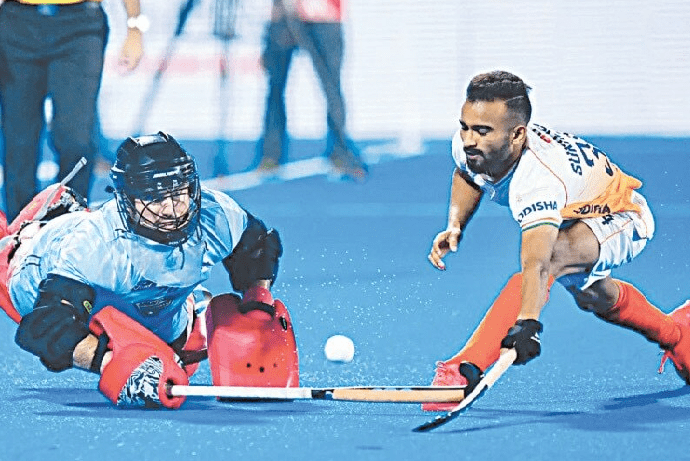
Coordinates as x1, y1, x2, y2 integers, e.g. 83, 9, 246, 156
597, 281, 680, 349
445, 273, 553, 371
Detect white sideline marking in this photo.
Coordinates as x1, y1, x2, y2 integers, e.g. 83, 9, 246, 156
202, 157, 332, 191
202, 143, 427, 192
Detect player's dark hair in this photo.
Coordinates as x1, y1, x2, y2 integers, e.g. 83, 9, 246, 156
466, 71, 532, 124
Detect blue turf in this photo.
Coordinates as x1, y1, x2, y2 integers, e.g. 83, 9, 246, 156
1, 137, 689, 461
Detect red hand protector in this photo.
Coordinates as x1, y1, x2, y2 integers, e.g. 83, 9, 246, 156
89, 306, 189, 409
206, 292, 299, 388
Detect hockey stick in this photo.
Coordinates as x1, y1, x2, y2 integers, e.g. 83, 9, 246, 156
132, 0, 199, 136
213, 38, 232, 177
34, 156, 87, 220
168, 384, 467, 403
212, 0, 239, 177
412, 348, 517, 432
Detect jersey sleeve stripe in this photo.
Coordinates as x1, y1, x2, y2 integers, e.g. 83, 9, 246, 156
521, 219, 560, 232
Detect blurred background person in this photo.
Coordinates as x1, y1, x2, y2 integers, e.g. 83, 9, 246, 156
0, 0, 146, 221
254, 0, 368, 182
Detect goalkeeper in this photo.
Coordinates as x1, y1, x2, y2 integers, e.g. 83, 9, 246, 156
0, 132, 299, 409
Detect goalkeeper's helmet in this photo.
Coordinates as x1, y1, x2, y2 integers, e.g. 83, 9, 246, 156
110, 132, 201, 245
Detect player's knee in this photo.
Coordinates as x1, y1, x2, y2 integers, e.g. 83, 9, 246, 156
569, 283, 617, 314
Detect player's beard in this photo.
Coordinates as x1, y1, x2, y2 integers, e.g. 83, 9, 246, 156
465, 142, 514, 179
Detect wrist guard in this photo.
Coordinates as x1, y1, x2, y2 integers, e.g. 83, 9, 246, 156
500, 319, 543, 365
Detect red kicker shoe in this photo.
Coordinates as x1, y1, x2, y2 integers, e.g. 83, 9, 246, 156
658, 300, 690, 384
421, 361, 483, 412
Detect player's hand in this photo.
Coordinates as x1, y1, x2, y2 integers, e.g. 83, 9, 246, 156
500, 319, 543, 365
118, 30, 144, 72
427, 227, 461, 270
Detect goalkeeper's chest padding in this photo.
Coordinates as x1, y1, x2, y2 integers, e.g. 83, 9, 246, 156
206, 293, 299, 388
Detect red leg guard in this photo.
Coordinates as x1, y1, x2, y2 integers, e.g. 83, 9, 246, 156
7, 185, 66, 234
445, 273, 523, 371
206, 293, 299, 388
597, 281, 681, 349
444, 273, 554, 371
0, 212, 20, 323
90, 306, 189, 409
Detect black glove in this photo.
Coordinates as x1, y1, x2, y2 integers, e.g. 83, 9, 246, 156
458, 362, 484, 394
500, 319, 543, 365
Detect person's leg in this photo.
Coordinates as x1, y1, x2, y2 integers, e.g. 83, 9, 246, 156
0, 3, 46, 220
257, 19, 295, 167
47, 3, 107, 199
564, 198, 689, 382
307, 23, 346, 149
421, 272, 555, 411
436, 219, 601, 374
573, 276, 689, 383
576, 277, 680, 348
308, 22, 367, 179
424, 204, 651, 411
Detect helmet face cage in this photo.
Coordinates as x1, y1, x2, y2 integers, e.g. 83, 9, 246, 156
111, 133, 202, 246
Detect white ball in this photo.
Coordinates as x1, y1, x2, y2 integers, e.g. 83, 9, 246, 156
324, 334, 355, 363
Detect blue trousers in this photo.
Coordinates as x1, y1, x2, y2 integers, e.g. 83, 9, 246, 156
0, 1, 108, 220
258, 18, 355, 163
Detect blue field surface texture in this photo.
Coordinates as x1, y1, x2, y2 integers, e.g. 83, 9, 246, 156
1, 136, 689, 461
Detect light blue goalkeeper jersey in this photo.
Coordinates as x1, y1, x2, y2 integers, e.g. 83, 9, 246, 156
8, 187, 248, 343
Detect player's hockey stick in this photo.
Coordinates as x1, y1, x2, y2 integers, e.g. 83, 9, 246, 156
168, 384, 467, 403
412, 348, 517, 432
132, 0, 199, 136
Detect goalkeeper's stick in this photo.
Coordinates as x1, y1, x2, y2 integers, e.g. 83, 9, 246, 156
34, 156, 87, 220
168, 383, 466, 403
412, 349, 517, 432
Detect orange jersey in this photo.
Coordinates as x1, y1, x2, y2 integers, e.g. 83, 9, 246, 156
452, 123, 644, 232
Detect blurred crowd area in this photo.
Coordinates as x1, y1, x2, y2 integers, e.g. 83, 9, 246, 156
99, 0, 690, 144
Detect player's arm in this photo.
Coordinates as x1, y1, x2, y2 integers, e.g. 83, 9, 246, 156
15, 275, 95, 372
428, 167, 483, 270
518, 223, 559, 320
119, 0, 145, 71
500, 223, 559, 364
15, 275, 188, 408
